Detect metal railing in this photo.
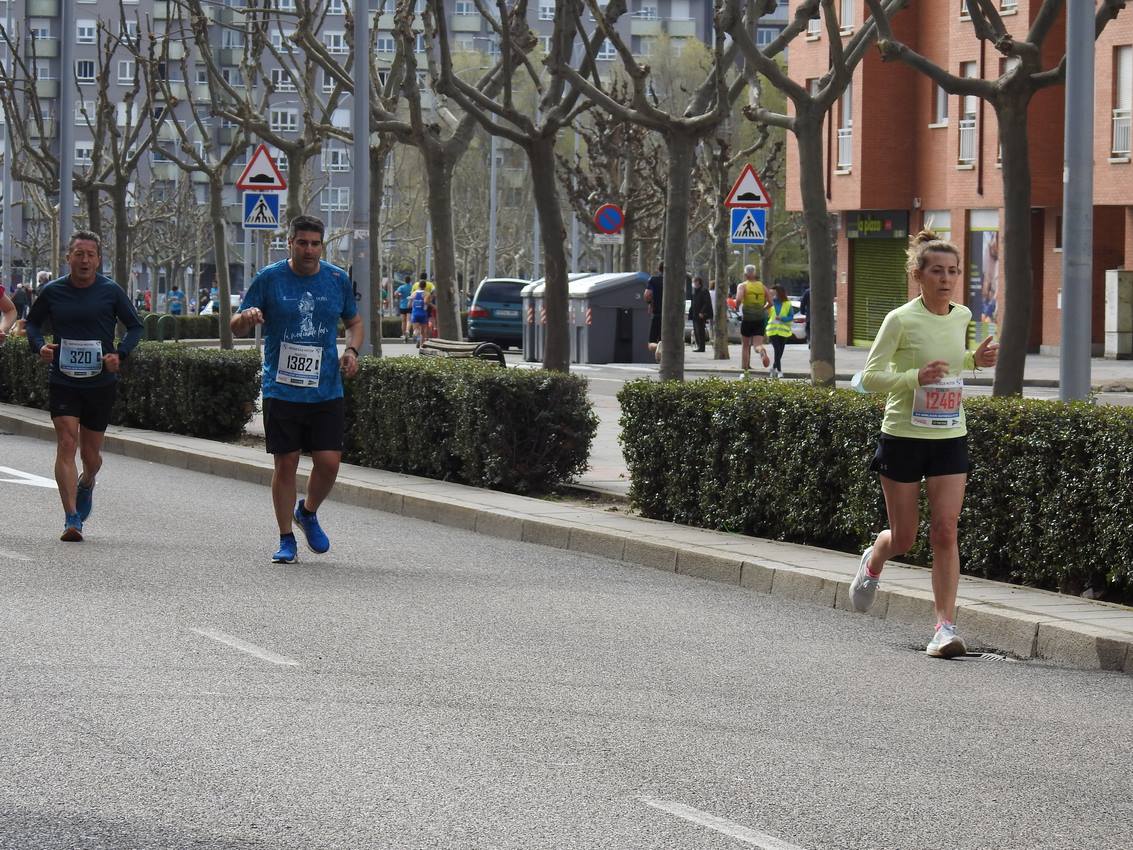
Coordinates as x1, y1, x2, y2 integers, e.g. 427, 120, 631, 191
836, 128, 853, 169
958, 117, 977, 164
1112, 107, 1131, 156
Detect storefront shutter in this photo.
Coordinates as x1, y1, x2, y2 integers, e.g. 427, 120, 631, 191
851, 239, 908, 346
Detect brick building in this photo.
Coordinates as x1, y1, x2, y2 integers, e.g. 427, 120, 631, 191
787, 0, 1133, 353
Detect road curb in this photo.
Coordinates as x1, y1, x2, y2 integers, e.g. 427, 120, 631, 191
2, 403, 1129, 676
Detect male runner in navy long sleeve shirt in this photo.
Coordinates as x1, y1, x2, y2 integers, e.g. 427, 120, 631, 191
25, 231, 143, 541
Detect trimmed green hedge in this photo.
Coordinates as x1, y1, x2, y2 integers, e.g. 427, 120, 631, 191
345, 357, 597, 494
619, 379, 1133, 603
138, 313, 468, 341
0, 338, 261, 439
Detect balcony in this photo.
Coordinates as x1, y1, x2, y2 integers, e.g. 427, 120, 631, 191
958, 116, 977, 165
150, 162, 181, 181
666, 18, 697, 38
27, 0, 60, 16
28, 119, 57, 139
34, 79, 59, 99
836, 127, 853, 170
1112, 108, 1131, 157
631, 18, 662, 36
451, 14, 482, 33
27, 36, 59, 59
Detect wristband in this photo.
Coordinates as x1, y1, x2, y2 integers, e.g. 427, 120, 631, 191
345, 346, 359, 357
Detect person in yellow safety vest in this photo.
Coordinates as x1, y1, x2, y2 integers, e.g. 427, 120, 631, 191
736, 264, 771, 378
766, 284, 795, 379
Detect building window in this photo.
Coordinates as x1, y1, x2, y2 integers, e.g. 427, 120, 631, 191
270, 108, 298, 132
1001, 0, 1017, 10
958, 61, 978, 164
323, 147, 350, 172
323, 71, 337, 93
327, 0, 344, 13
960, 1, 970, 19
756, 28, 776, 48
320, 186, 351, 212
376, 36, 395, 54
633, 4, 658, 19
539, 3, 555, 21
271, 68, 296, 92
223, 30, 245, 49
278, 0, 296, 10
597, 41, 617, 61
1113, 45, 1132, 157
271, 29, 295, 53
324, 32, 347, 54
840, 0, 854, 31
75, 143, 94, 165
75, 100, 94, 124
77, 20, 96, 44
455, 0, 474, 13
933, 83, 948, 126
836, 85, 852, 169
75, 60, 96, 82
807, 11, 821, 37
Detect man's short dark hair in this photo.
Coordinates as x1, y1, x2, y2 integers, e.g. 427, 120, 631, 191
288, 215, 325, 240
68, 231, 101, 253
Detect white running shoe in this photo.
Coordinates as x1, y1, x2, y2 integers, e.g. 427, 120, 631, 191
926, 623, 967, 658
847, 546, 880, 613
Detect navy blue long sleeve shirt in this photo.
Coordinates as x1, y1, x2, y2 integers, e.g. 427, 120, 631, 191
26, 274, 144, 387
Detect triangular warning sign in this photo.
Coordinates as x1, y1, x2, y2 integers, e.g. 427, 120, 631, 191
724, 163, 771, 208
236, 143, 288, 191
732, 210, 765, 241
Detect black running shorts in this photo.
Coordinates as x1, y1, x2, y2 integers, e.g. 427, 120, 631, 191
263, 397, 346, 455
49, 382, 117, 432
869, 434, 970, 483
740, 316, 768, 338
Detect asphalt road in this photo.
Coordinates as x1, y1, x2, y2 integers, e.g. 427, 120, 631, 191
1, 432, 1131, 850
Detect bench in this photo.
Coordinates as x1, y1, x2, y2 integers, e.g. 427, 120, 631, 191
418, 338, 506, 367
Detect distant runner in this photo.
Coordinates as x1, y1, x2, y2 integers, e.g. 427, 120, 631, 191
848, 229, 998, 658
231, 215, 364, 564
25, 232, 143, 541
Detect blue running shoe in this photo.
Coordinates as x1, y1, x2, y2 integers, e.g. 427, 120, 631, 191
60, 512, 84, 542
272, 534, 298, 564
76, 476, 96, 522
293, 500, 330, 553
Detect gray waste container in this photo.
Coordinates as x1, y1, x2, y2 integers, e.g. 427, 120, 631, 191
568, 272, 651, 364
522, 273, 593, 362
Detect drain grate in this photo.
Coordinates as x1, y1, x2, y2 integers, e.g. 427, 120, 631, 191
904, 644, 1018, 662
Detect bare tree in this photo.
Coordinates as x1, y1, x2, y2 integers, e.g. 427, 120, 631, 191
728, 0, 907, 386
435, 0, 587, 372
560, 0, 749, 380
870, 0, 1126, 396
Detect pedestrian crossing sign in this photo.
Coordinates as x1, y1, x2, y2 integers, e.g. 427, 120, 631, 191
730, 207, 767, 245
243, 191, 281, 230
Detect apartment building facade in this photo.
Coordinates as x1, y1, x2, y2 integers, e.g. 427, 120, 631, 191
787, 0, 1133, 353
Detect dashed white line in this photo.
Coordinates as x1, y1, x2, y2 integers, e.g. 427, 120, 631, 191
190, 627, 300, 666
640, 797, 810, 850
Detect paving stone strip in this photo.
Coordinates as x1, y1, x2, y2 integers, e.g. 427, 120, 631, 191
3, 402, 1130, 676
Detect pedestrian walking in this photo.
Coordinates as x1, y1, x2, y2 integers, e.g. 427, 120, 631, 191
0, 284, 16, 342
230, 215, 365, 564
24, 231, 144, 541
765, 284, 795, 378
688, 275, 712, 352
11, 283, 30, 320
847, 229, 999, 658
644, 262, 663, 346
736, 264, 770, 378
408, 279, 431, 348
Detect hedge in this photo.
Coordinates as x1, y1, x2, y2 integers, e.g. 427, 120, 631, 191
619, 379, 1133, 603
344, 356, 597, 494
137, 313, 468, 340
0, 338, 261, 439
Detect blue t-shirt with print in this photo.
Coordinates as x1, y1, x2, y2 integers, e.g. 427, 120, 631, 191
240, 259, 357, 402
395, 282, 413, 310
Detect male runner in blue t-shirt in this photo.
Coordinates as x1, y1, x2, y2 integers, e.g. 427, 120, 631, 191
395, 277, 414, 341
26, 231, 144, 541
231, 215, 364, 564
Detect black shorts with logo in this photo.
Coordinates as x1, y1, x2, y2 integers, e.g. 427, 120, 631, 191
263, 397, 346, 455
869, 434, 970, 483
49, 381, 117, 432
740, 316, 768, 338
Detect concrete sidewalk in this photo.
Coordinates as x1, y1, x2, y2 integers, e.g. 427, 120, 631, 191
3, 401, 1130, 676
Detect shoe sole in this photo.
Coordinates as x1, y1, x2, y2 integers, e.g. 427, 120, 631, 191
60, 528, 83, 542
926, 638, 967, 659
271, 554, 297, 564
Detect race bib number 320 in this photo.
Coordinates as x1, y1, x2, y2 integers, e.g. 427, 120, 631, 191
276, 341, 322, 388
59, 338, 103, 379
912, 376, 963, 428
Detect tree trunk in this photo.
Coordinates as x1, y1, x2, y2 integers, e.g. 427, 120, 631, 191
622, 145, 637, 273
992, 98, 1033, 397
528, 134, 570, 372
285, 151, 306, 225
112, 183, 130, 291
712, 143, 731, 360
368, 142, 388, 356
659, 130, 698, 382
795, 113, 836, 386
209, 175, 234, 349
423, 151, 462, 340
83, 188, 100, 236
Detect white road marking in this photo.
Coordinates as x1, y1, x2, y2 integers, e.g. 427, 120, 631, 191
189, 627, 301, 666
0, 466, 57, 489
640, 797, 810, 850
0, 548, 32, 562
